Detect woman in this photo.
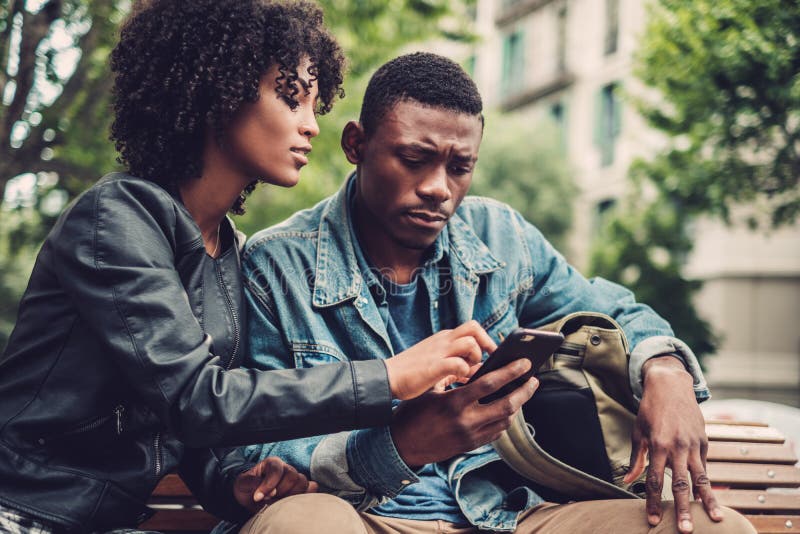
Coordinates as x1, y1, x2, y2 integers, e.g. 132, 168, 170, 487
0, 1, 493, 532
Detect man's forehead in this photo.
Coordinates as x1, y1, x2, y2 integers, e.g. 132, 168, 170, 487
379, 100, 483, 150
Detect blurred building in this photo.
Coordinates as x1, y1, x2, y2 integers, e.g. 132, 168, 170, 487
445, 0, 800, 406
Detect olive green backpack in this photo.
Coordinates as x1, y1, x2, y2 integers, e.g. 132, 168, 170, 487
493, 312, 652, 500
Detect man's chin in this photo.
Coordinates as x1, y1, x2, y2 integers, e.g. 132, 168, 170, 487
394, 234, 438, 251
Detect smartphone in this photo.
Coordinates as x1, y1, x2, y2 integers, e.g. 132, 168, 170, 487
467, 327, 564, 404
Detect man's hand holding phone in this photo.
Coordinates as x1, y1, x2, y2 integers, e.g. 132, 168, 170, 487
390, 357, 538, 468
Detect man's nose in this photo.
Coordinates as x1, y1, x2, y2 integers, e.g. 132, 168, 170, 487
417, 166, 451, 203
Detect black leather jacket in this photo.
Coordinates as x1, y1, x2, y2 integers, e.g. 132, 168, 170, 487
0, 174, 392, 532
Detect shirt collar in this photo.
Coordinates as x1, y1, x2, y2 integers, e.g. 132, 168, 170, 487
311, 173, 504, 308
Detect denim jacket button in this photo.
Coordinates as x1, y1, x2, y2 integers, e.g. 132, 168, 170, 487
401, 479, 411, 485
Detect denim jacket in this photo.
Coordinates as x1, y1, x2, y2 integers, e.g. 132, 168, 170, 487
234, 176, 709, 532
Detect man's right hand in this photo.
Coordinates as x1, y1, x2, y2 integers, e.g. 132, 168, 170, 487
389, 358, 538, 467
384, 320, 497, 400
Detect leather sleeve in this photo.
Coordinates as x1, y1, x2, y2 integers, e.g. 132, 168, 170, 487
48, 176, 392, 447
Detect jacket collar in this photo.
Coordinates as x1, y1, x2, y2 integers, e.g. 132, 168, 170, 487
311, 174, 504, 308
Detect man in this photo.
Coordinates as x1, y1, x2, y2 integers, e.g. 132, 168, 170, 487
236, 53, 754, 533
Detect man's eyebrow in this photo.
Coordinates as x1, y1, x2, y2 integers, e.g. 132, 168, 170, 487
398, 142, 437, 154
451, 153, 477, 163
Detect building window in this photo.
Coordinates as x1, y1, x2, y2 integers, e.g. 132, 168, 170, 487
550, 101, 567, 150
594, 198, 618, 233
557, 4, 568, 73
605, 0, 619, 55
594, 83, 621, 167
501, 30, 525, 97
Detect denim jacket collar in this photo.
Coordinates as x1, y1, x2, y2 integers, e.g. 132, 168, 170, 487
311, 174, 504, 309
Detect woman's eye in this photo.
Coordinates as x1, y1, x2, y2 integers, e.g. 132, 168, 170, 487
281, 95, 299, 110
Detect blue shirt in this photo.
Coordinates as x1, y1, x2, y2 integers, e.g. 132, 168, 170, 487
350, 222, 467, 524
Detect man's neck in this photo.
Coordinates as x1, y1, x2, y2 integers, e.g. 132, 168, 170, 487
352, 199, 426, 285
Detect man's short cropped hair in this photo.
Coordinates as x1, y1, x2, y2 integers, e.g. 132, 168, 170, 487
359, 52, 483, 137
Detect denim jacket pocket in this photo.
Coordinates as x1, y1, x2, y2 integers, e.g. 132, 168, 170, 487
291, 341, 348, 368
479, 301, 519, 344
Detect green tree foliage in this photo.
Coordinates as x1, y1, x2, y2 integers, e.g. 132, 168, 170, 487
471, 113, 574, 252
634, 0, 800, 228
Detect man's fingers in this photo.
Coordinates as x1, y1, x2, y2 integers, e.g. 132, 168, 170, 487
670, 452, 694, 534
689, 455, 723, 522
624, 432, 647, 485
452, 320, 497, 354
645, 450, 667, 526
282, 470, 311, 498
272, 464, 302, 498
253, 457, 285, 502
307, 481, 319, 493
463, 358, 532, 403
481, 377, 537, 423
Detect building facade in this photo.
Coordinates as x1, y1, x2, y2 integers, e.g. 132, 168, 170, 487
451, 0, 800, 406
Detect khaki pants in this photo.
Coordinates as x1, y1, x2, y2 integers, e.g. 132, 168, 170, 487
239, 493, 756, 534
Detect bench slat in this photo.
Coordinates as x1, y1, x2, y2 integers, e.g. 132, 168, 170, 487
152, 473, 192, 497
709, 462, 800, 488
706, 424, 786, 444
705, 420, 770, 427
742, 515, 800, 534
708, 442, 799, 465
715, 489, 800, 512
140, 508, 219, 532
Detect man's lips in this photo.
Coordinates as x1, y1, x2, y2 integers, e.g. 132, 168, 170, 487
405, 210, 449, 229
407, 210, 447, 222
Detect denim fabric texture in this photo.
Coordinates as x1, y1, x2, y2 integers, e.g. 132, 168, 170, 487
231, 175, 710, 532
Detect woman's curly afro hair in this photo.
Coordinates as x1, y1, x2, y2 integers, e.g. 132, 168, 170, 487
110, 0, 345, 214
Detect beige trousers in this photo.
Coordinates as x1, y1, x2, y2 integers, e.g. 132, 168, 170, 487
239, 493, 756, 534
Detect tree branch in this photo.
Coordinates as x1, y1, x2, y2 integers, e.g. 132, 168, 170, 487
0, 0, 25, 119
0, 0, 62, 148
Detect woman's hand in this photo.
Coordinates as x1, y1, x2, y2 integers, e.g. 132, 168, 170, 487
384, 320, 496, 400
233, 457, 318, 514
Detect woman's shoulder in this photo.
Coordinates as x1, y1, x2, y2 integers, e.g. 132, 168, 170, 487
51, 172, 192, 250
64, 172, 180, 221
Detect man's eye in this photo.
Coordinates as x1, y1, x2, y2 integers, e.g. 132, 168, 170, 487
401, 157, 424, 168
449, 165, 472, 175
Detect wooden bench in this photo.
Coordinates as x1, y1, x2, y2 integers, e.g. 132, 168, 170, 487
706, 420, 800, 533
142, 421, 800, 533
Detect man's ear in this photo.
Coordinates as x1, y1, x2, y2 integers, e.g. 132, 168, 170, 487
341, 121, 366, 164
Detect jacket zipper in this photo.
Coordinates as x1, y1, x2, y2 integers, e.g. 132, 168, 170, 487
215, 264, 240, 369
153, 432, 163, 477
115, 405, 125, 435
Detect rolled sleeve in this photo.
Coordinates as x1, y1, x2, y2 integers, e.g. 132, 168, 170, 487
629, 335, 711, 404
346, 426, 419, 499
